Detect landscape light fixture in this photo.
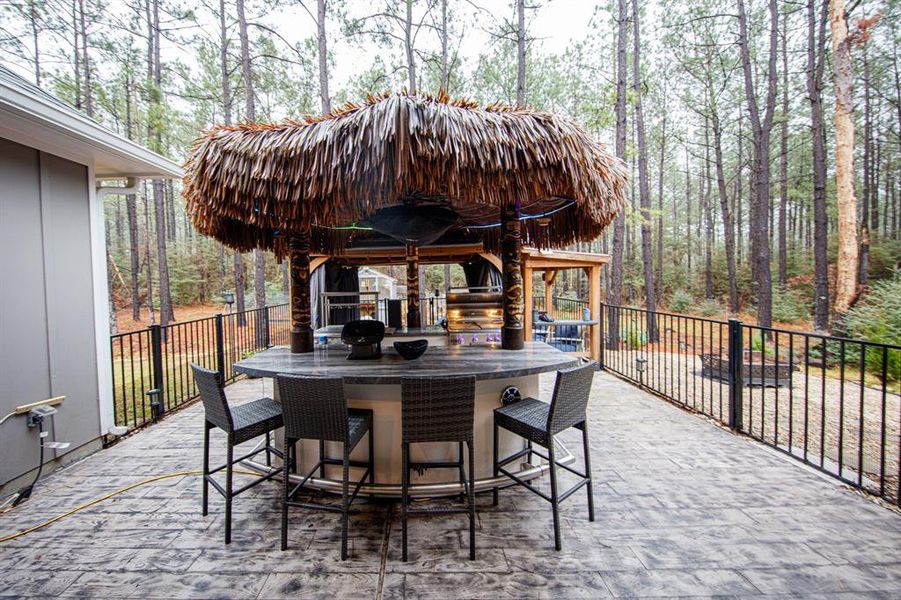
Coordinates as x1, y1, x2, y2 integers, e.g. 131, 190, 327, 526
635, 357, 647, 387
223, 291, 235, 312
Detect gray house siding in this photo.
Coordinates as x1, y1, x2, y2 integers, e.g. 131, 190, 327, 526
0, 137, 102, 486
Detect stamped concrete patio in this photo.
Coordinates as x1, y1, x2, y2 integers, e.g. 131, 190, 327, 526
1, 371, 900, 598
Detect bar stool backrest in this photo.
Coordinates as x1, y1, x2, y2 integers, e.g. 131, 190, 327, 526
191, 364, 234, 432
401, 375, 476, 443
277, 374, 349, 442
546, 361, 596, 435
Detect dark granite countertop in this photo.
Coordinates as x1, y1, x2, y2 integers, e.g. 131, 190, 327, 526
233, 342, 581, 384
314, 325, 447, 338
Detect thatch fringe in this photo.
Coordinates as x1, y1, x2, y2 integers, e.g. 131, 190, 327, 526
183, 90, 628, 253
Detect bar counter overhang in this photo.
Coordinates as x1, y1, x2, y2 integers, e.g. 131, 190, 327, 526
235, 341, 580, 498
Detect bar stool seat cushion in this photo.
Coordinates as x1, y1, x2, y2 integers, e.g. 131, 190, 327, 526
494, 397, 551, 448
232, 397, 283, 445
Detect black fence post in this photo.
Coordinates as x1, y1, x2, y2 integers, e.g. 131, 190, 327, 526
215, 314, 225, 380
728, 318, 744, 431
599, 303, 606, 370
262, 307, 271, 348
149, 324, 164, 421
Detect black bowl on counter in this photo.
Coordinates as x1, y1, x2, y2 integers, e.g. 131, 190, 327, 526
393, 339, 428, 360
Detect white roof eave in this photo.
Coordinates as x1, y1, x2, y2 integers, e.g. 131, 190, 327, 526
0, 69, 183, 180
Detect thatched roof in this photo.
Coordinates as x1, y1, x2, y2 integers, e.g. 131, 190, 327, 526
183, 91, 628, 256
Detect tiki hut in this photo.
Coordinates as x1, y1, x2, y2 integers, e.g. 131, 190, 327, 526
183, 91, 628, 353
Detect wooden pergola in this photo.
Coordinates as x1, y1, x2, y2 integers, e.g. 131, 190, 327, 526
307, 243, 610, 363
521, 248, 610, 363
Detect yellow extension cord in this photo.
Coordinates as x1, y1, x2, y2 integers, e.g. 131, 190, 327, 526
0, 469, 262, 544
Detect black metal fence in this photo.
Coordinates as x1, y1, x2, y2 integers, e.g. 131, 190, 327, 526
109, 304, 290, 432
376, 295, 447, 327
599, 303, 901, 506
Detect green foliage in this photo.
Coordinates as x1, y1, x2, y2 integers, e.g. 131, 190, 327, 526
669, 289, 694, 313
697, 298, 722, 317
843, 273, 901, 382
620, 326, 647, 350
771, 288, 809, 323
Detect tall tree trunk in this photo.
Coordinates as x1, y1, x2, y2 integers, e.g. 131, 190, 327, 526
607, 0, 628, 348
830, 0, 858, 315
685, 153, 692, 271
703, 120, 713, 300
219, 0, 245, 325
236, 0, 267, 313
736, 114, 743, 266
28, 0, 41, 85
404, 0, 416, 93
712, 114, 739, 312
778, 14, 789, 287
234, 252, 246, 325
655, 108, 666, 304
127, 195, 140, 320
149, 0, 174, 326
72, 0, 81, 109
808, 0, 830, 330
440, 0, 449, 90
859, 44, 871, 285
143, 186, 155, 325
317, 0, 330, 112
737, 0, 778, 328
77, 0, 92, 116
515, 0, 526, 105
631, 0, 656, 340
124, 69, 141, 321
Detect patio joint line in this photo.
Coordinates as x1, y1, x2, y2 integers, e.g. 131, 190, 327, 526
375, 502, 394, 600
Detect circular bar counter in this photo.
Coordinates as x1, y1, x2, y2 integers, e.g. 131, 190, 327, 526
234, 341, 580, 498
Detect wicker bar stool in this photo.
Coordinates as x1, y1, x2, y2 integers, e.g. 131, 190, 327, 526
191, 364, 284, 545
275, 374, 374, 560
400, 375, 477, 561
492, 361, 596, 551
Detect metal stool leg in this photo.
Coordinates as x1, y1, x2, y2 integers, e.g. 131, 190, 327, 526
492, 421, 499, 507
457, 441, 466, 503
225, 436, 234, 545
547, 439, 561, 551
467, 440, 476, 560
401, 442, 410, 562
582, 423, 595, 522
368, 429, 375, 487
341, 445, 350, 561
281, 436, 291, 551
202, 422, 210, 516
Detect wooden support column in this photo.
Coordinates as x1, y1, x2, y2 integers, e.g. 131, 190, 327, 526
523, 264, 533, 344
289, 229, 313, 353
501, 202, 524, 349
544, 270, 557, 315
588, 265, 601, 363
406, 242, 421, 328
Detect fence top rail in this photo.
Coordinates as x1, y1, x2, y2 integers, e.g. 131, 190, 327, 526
601, 303, 729, 326
602, 303, 901, 352
111, 304, 291, 340
741, 322, 901, 352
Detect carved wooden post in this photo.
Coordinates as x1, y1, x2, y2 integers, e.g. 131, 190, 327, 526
501, 201, 524, 349
289, 229, 313, 353
406, 242, 421, 328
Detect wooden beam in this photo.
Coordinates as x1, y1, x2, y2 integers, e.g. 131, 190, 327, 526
289, 230, 313, 353
588, 264, 601, 363
477, 252, 502, 273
